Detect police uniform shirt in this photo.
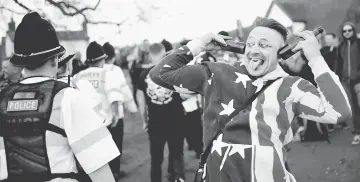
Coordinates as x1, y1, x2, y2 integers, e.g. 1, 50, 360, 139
74, 67, 124, 126
58, 76, 108, 121
104, 64, 137, 115
0, 77, 120, 181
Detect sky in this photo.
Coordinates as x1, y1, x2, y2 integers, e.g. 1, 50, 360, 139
0, 0, 293, 47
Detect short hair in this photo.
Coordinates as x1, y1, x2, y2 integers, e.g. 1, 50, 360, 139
180, 39, 191, 46
161, 39, 173, 52
149, 43, 165, 56
256, 18, 288, 42
218, 31, 229, 36
25, 56, 57, 70
325, 32, 336, 38
57, 63, 67, 76
103, 42, 116, 59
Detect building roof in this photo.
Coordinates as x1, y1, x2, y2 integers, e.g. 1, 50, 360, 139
56, 30, 90, 41
228, 17, 264, 41
266, 0, 356, 35
6, 31, 15, 42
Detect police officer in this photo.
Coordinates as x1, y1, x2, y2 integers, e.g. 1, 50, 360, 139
102, 42, 137, 177
73, 41, 124, 179
0, 12, 119, 182
57, 53, 107, 122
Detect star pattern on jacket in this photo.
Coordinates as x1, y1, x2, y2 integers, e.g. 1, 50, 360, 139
219, 99, 235, 116
228, 144, 252, 158
211, 134, 228, 156
252, 79, 264, 92
235, 72, 251, 89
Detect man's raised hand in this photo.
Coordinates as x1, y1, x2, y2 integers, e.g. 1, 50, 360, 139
187, 33, 232, 56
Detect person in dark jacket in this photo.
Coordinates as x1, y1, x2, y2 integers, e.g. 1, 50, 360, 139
137, 43, 186, 182
321, 32, 342, 132
321, 33, 338, 71
336, 22, 360, 145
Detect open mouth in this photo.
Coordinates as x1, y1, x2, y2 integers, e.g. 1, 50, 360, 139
249, 58, 265, 71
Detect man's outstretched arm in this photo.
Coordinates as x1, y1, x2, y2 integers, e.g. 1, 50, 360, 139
149, 33, 230, 95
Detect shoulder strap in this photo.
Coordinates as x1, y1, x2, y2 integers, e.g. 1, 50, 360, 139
197, 77, 280, 169
45, 80, 70, 137
53, 80, 71, 93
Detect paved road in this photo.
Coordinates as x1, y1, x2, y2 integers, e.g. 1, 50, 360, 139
119, 69, 360, 182
118, 111, 360, 182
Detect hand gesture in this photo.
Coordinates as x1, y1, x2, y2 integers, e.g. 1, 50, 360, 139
110, 116, 119, 128
292, 31, 322, 61
187, 33, 232, 56
143, 122, 148, 132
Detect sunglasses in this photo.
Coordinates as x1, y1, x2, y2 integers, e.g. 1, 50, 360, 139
343, 29, 353, 33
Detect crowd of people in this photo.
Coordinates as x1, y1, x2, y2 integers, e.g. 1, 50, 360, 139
0, 10, 357, 182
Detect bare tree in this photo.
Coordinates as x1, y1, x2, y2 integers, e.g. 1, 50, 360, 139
0, 0, 160, 27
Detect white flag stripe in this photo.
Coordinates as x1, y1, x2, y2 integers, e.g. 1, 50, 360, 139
299, 92, 325, 112
0, 137, 8, 180
254, 145, 274, 182
249, 98, 260, 146
261, 80, 288, 180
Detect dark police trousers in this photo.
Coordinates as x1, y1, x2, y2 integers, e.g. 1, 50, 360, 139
108, 119, 124, 174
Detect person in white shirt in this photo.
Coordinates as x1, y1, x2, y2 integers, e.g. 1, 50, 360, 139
57, 53, 107, 122
0, 12, 119, 182
102, 42, 138, 177
73, 41, 124, 179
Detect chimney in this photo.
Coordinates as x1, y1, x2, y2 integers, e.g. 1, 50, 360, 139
82, 21, 87, 33
236, 20, 245, 41
8, 18, 16, 32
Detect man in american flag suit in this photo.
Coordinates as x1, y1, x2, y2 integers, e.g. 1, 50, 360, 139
149, 18, 351, 182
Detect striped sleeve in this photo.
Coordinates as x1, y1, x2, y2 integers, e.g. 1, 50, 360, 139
148, 46, 210, 95
292, 56, 352, 124
62, 88, 120, 174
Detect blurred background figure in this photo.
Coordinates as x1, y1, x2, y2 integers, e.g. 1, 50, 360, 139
71, 52, 88, 76
103, 41, 138, 178
130, 39, 152, 105
136, 42, 186, 182
211, 30, 239, 65
321, 32, 339, 133
336, 22, 360, 145
0, 58, 22, 91
161, 39, 173, 54
321, 33, 338, 72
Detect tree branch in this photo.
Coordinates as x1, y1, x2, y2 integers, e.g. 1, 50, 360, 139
86, 17, 130, 26
8, 0, 145, 27
13, 0, 32, 12
45, 0, 101, 16
0, 6, 27, 15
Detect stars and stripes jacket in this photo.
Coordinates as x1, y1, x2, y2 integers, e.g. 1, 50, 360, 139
149, 45, 351, 182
